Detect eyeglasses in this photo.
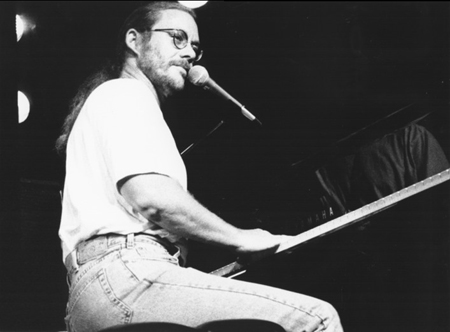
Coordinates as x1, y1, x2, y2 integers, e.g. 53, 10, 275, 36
150, 28, 203, 62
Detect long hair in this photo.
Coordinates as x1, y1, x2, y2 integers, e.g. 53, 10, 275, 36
55, 1, 196, 155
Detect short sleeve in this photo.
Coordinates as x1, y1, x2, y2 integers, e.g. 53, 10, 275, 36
88, 80, 187, 191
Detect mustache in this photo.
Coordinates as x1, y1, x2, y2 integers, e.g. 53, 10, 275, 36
170, 60, 191, 72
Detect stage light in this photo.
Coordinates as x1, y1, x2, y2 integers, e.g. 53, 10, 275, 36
16, 15, 25, 41
179, 1, 208, 9
18, 91, 30, 123
16, 14, 36, 42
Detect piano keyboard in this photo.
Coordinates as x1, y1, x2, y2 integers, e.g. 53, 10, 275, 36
211, 168, 450, 278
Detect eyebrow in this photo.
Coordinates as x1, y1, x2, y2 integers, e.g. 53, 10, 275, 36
181, 30, 200, 45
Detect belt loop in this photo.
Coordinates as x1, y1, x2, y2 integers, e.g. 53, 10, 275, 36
126, 233, 135, 249
65, 249, 79, 274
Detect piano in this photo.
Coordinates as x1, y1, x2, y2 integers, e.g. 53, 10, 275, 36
184, 109, 450, 332
211, 168, 450, 278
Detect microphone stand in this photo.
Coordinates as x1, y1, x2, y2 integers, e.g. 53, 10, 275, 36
180, 120, 226, 156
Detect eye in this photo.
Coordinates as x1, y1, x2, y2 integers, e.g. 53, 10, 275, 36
173, 31, 186, 44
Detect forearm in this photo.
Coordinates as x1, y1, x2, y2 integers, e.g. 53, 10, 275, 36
146, 188, 245, 251
119, 173, 252, 252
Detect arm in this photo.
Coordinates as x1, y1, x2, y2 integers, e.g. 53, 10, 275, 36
119, 173, 286, 255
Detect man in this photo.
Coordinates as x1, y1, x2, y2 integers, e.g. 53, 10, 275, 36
56, 2, 343, 332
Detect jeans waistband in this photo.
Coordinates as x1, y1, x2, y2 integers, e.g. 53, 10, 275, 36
64, 233, 178, 273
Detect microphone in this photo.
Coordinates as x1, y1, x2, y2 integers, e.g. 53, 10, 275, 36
188, 65, 262, 125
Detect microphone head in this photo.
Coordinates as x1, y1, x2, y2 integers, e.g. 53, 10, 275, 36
188, 65, 209, 87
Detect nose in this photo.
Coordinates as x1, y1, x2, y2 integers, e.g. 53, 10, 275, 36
180, 43, 197, 62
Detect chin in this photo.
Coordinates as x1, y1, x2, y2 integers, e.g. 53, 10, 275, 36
170, 77, 186, 92
162, 81, 185, 99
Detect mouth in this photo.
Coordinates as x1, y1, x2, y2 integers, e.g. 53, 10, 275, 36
170, 65, 186, 79
172, 62, 191, 77
178, 66, 188, 77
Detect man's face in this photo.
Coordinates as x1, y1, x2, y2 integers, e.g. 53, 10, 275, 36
136, 9, 200, 98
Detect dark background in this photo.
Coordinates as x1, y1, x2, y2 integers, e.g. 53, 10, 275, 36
1, 1, 449, 331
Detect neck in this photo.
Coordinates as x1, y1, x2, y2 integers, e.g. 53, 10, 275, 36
120, 59, 163, 105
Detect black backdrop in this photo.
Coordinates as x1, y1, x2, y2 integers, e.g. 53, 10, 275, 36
1, 1, 449, 331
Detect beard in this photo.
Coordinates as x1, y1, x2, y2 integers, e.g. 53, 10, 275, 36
137, 52, 187, 99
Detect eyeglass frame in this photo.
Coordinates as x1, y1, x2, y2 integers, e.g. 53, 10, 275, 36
149, 28, 203, 62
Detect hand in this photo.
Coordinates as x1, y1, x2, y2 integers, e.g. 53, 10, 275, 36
234, 229, 293, 264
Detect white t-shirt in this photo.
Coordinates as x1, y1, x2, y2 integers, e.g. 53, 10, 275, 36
59, 78, 187, 261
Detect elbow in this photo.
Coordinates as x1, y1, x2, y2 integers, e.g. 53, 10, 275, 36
119, 173, 182, 223
145, 207, 163, 223
129, 195, 165, 223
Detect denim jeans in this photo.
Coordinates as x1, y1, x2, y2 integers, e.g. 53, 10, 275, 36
64, 233, 343, 332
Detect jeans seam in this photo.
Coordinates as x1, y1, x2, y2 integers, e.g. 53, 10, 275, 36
98, 268, 133, 324
148, 280, 323, 321
69, 251, 117, 292
67, 269, 102, 313
67, 268, 133, 325
118, 249, 141, 282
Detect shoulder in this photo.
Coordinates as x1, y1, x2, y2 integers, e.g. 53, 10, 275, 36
93, 78, 155, 100
86, 78, 159, 113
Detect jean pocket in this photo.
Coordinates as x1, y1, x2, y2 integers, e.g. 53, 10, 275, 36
67, 268, 133, 332
133, 242, 179, 264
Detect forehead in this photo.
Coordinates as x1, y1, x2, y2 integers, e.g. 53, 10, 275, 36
154, 9, 199, 39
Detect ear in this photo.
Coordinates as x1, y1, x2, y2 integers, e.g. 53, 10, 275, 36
125, 28, 141, 56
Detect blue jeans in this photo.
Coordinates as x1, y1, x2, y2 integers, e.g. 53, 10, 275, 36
64, 233, 343, 332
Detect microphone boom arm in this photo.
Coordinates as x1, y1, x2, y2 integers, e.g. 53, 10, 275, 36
204, 79, 258, 122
